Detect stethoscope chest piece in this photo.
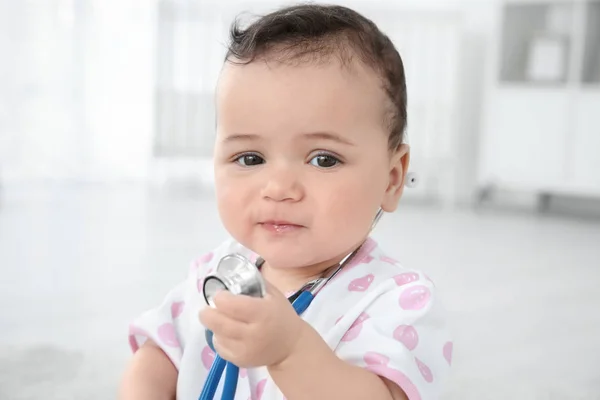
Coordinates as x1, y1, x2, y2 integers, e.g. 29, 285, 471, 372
202, 254, 266, 307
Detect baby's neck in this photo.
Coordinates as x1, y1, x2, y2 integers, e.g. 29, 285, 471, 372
258, 238, 369, 294
260, 257, 341, 295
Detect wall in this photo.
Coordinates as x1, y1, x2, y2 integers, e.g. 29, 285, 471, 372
0, 0, 156, 184
0, 0, 497, 208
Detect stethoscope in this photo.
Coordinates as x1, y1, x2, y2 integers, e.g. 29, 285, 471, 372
198, 172, 418, 400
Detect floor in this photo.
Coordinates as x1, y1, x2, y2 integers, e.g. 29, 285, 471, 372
1, 184, 599, 400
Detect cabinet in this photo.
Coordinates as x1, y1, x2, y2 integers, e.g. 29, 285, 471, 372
478, 0, 600, 200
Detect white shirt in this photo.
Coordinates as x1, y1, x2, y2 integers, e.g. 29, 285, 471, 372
128, 237, 452, 400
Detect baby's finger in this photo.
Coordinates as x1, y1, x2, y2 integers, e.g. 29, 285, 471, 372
213, 290, 261, 322
199, 307, 246, 340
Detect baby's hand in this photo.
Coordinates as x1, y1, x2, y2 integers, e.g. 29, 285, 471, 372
199, 282, 308, 368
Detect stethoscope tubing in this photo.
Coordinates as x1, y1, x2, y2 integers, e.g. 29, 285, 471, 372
199, 237, 365, 400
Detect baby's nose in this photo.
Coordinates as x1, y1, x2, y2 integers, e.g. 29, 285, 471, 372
260, 168, 304, 202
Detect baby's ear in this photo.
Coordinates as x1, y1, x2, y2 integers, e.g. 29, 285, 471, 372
381, 144, 410, 213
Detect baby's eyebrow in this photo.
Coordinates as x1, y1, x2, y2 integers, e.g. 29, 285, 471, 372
222, 133, 261, 143
301, 131, 355, 146
221, 131, 355, 146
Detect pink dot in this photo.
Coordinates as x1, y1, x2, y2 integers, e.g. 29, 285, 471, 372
393, 325, 419, 350
341, 312, 370, 342
394, 272, 420, 286
366, 364, 421, 400
348, 274, 375, 292
399, 285, 431, 310
380, 255, 398, 265
198, 252, 214, 264
443, 342, 453, 365
330, 239, 377, 281
170, 301, 185, 319
201, 345, 216, 370
128, 325, 150, 353
197, 279, 203, 293
416, 358, 434, 383
335, 315, 343, 325
361, 254, 375, 264
191, 252, 214, 271
254, 378, 267, 400
342, 325, 362, 342
157, 323, 179, 348
364, 351, 389, 366
240, 368, 248, 378
355, 312, 370, 324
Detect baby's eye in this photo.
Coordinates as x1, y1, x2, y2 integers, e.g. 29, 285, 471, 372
235, 153, 265, 166
309, 153, 341, 168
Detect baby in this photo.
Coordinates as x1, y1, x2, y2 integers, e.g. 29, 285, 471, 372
120, 4, 452, 400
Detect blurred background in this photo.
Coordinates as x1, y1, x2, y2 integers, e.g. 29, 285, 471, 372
1, 0, 599, 398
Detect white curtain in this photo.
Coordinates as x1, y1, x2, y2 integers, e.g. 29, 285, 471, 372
0, 0, 156, 184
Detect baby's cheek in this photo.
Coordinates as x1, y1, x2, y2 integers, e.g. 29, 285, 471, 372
216, 185, 249, 234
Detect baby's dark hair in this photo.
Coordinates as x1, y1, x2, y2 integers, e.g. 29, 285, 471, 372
224, 3, 408, 150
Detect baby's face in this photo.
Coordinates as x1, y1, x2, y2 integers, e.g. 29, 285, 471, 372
213, 58, 408, 269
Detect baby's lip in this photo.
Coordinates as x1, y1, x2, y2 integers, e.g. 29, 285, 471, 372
260, 220, 304, 227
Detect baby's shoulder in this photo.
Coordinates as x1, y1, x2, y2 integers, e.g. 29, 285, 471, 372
332, 237, 434, 294
304, 238, 439, 334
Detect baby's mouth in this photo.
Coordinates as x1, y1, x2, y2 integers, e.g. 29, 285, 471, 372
259, 220, 304, 234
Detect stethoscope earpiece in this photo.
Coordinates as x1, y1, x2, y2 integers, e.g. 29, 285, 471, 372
405, 172, 418, 188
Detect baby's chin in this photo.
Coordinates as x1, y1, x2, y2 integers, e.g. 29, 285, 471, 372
246, 243, 322, 269
257, 249, 315, 270
257, 246, 348, 273
230, 230, 348, 270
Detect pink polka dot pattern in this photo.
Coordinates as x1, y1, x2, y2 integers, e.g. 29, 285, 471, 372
393, 325, 419, 350
364, 351, 389, 366
363, 353, 422, 400
331, 238, 377, 281
199, 252, 214, 264
191, 252, 214, 271
254, 378, 267, 400
371, 365, 421, 400
399, 285, 431, 310
348, 274, 375, 292
380, 255, 398, 265
201, 345, 215, 370
197, 279, 203, 293
394, 272, 420, 286
157, 323, 180, 348
170, 301, 185, 319
240, 368, 248, 378
361, 254, 375, 264
415, 358, 433, 383
443, 342, 453, 365
127, 325, 150, 353
341, 312, 370, 342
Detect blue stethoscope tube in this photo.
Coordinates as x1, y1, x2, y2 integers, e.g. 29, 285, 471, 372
197, 207, 383, 400
196, 197, 418, 399
198, 290, 315, 400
